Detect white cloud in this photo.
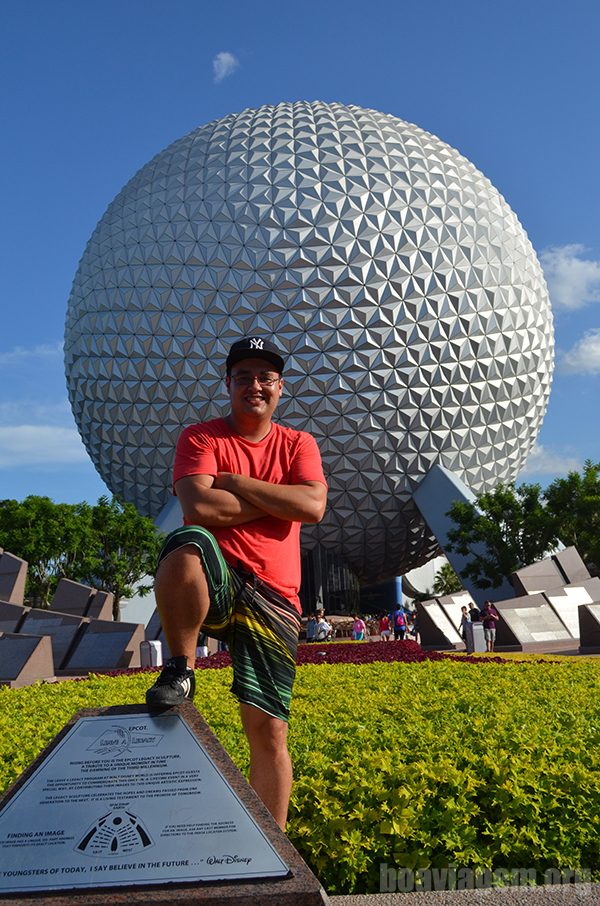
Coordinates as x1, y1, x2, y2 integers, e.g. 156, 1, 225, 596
0, 342, 63, 366
0, 426, 89, 469
557, 328, 600, 375
518, 442, 581, 479
539, 244, 600, 310
0, 399, 73, 428
213, 51, 239, 83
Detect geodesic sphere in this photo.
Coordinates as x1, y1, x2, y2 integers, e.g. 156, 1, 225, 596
65, 101, 554, 584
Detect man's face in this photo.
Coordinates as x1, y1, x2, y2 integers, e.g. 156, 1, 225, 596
226, 357, 283, 420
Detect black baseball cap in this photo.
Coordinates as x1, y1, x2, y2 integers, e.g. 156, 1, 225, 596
226, 337, 285, 374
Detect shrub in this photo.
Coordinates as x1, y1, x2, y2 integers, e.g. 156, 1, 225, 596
1, 658, 599, 894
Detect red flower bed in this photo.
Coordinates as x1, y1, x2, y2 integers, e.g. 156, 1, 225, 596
99, 640, 525, 679
193, 639, 511, 670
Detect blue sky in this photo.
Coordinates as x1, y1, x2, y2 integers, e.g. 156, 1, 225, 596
1, 0, 599, 506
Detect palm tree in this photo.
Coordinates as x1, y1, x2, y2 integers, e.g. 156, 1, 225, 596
433, 562, 463, 596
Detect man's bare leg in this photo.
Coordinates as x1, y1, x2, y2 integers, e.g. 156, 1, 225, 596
155, 552, 293, 827
240, 704, 292, 830
154, 545, 211, 665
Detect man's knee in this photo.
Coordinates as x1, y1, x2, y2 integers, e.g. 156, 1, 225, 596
241, 706, 288, 756
156, 544, 205, 584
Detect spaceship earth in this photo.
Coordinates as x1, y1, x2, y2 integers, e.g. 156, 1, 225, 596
65, 101, 554, 584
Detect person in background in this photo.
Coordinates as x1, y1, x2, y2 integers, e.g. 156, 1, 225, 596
480, 600, 499, 652
469, 602, 481, 622
313, 609, 332, 642
195, 631, 209, 659
392, 604, 406, 640
411, 610, 419, 644
459, 605, 471, 642
379, 613, 391, 641
352, 613, 367, 641
306, 613, 316, 643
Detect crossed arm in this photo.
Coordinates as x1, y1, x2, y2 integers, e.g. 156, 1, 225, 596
175, 472, 327, 527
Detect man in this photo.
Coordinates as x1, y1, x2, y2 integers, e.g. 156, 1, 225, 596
480, 600, 499, 652
392, 604, 406, 640
469, 603, 481, 623
146, 337, 327, 829
313, 609, 332, 642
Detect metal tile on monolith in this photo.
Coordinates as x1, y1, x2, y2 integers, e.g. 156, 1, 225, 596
494, 594, 573, 652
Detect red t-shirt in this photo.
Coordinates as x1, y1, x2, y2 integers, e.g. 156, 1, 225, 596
172, 418, 327, 613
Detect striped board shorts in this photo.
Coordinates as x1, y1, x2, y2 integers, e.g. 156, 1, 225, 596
157, 525, 301, 722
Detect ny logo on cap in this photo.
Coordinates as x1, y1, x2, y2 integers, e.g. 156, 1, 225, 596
249, 338, 264, 350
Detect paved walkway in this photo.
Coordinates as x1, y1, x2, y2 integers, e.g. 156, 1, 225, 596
329, 883, 600, 904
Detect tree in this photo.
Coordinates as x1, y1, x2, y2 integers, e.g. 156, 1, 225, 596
0, 496, 91, 606
433, 562, 463, 596
0, 494, 163, 617
445, 482, 559, 590
544, 460, 600, 574
77, 495, 164, 621
409, 589, 435, 605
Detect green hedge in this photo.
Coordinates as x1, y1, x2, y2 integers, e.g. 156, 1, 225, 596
2, 659, 599, 894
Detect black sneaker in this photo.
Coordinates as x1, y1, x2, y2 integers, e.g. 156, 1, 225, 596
146, 656, 196, 709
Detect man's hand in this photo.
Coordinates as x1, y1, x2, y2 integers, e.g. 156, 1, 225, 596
175, 474, 265, 527
176, 473, 327, 527
214, 472, 327, 524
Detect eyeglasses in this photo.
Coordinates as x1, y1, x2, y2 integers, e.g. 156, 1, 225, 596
231, 375, 280, 387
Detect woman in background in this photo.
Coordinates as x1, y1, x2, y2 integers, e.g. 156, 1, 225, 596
352, 614, 367, 641
379, 613, 391, 641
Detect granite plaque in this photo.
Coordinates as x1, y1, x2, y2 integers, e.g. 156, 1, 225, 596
86, 590, 113, 621
157, 627, 172, 659
19, 610, 85, 670
144, 608, 163, 642
0, 551, 28, 605
416, 600, 464, 650
0, 601, 27, 634
0, 710, 289, 893
423, 601, 463, 643
0, 633, 55, 687
494, 594, 573, 651
553, 547, 590, 585
544, 578, 600, 639
63, 620, 144, 672
437, 591, 474, 635
49, 578, 94, 616
579, 603, 600, 653
511, 558, 564, 597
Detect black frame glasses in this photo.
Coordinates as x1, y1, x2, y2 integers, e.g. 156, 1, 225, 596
231, 374, 280, 387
